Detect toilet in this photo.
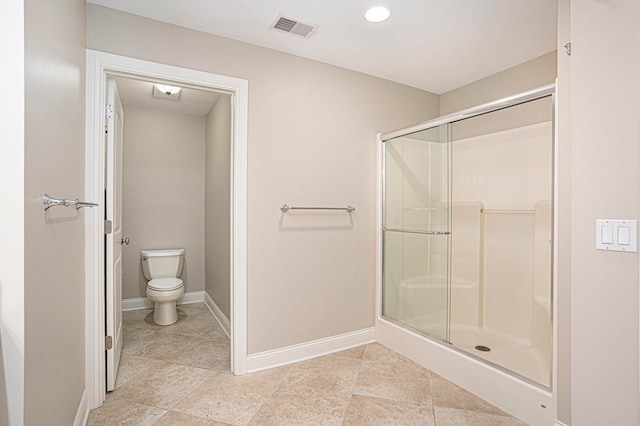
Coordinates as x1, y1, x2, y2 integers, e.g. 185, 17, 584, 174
141, 248, 185, 325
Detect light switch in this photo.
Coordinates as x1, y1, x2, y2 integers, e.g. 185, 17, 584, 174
601, 226, 614, 244
618, 226, 630, 245
596, 219, 638, 252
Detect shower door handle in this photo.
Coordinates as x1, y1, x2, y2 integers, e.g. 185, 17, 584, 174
382, 227, 451, 235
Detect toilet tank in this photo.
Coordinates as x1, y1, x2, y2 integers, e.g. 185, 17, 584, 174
141, 248, 185, 280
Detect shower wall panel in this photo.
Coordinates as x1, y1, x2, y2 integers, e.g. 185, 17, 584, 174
452, 122, 552, 209
449, 119, 553, 385
449, 201, 483, 328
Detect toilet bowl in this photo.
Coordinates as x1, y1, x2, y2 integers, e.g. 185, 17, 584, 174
141, 249, 185, 325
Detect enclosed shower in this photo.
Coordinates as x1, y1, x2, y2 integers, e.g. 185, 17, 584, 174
380, 86, 554, 393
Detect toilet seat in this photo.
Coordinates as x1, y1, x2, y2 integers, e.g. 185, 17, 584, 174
148, 277, 183, 291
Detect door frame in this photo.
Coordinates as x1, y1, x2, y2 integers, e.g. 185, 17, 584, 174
84, 49, 249, 409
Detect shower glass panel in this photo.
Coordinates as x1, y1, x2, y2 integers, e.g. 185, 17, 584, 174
382, 124, 450, 341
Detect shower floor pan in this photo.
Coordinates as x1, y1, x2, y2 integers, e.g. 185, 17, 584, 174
398, 310, 550, 386
449, 325, 550, 387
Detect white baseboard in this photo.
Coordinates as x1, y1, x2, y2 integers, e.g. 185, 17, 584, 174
203, 291, 231, 337
247, 327, 376, 373
122, 291, 205, 311
553, 421, 569, 426
73, 390, 88, 426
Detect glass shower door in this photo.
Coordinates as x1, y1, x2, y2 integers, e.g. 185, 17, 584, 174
382, 124, 451, 341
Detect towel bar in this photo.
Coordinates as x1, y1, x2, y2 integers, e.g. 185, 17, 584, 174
280, 204, 355, 213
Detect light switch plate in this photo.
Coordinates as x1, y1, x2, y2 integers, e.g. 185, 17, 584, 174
596, 219, 637, 252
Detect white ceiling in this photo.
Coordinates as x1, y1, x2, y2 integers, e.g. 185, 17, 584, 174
114, 77, 222, 115
89, 0, 558, 94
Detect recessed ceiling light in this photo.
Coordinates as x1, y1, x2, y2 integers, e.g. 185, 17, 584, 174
155, 84, 181, 95
365, 6, 392, 23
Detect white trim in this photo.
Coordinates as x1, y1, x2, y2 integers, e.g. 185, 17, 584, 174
84, 50, 249, 410
247, 328, 376, 373
122, 291, 206, 311
203, 291, 231, 337
73, 390, 88, 426
552, 78, 561, 423
553, 421, 569, 426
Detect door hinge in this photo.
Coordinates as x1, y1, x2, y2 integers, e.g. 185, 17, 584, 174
564, 42, 571, 56
105, 104, 113, 133
104, 220, 113, 235
105, 335, 113, 350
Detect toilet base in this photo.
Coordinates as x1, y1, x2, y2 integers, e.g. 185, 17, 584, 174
153, 301, 178, 325
146, 285, 184, 326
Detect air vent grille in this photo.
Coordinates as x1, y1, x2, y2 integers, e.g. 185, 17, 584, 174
274, 17, 297, 32
271, 16, 318, 38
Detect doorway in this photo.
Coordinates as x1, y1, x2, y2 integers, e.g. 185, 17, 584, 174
84, 50, 249, 409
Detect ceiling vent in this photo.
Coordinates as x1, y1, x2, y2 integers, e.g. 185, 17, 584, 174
271, 16, 318, 38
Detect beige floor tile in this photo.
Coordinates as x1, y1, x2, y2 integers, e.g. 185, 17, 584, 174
283, 354, 361, 393
332, 345, 367, 360
172, 371, 283, 425
363, 342, 412, 363
248, 384, 351, 426
354, 353, 431, 405
430, 373, 507, 416
152, 410, 231, 425
114, 362, 215, 409
123, 330, 200, 360
159, 312, 225, 339
88, 396, 166, 425
342, 394, 435, 426
114, 354, 168, 389
433, 407, 528, 426
111, 304, 523, 426
123, 309, 167, 331
122, 308, 153, 322
123, 327, 157, 348
177, 303, 210, 315
165, 337, 230, 372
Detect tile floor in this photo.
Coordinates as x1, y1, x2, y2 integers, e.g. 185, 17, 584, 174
88, 303, 526, 425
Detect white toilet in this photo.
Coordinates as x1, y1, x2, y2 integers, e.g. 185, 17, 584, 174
141, 248, 185, 325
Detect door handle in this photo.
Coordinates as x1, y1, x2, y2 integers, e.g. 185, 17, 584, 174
121, 237, 130, 245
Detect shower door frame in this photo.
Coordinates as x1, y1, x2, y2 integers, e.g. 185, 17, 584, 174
381, 122, 452, 342
376, 83, 556, 425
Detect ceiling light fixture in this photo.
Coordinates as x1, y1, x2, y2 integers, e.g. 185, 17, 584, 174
155, 84, 181, 95
365, 6, 392, 23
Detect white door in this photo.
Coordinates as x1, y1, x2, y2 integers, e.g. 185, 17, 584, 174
105, 78, 125, 391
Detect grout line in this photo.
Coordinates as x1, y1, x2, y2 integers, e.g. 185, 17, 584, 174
339, 345, 367, 425
428, 370, 438, 425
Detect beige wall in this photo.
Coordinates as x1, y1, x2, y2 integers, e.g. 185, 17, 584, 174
0, 0, 25, 424
23, 0, 86, 424
87, 5, 440, 354
122, 106, 206, 299
568, 0, 640, 423
205, 96, 232, 318
440, 51, 557, 115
